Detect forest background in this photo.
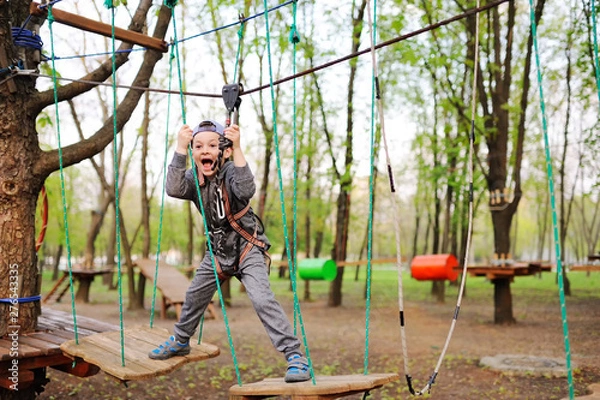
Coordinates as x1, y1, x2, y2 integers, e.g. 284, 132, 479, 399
3, 0, 599, 317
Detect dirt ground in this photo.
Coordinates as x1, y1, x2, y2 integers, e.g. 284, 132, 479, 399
38, 278, 600, 400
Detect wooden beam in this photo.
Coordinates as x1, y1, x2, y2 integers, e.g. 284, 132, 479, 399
30, 2, 168, 53
570, 265, 600, 272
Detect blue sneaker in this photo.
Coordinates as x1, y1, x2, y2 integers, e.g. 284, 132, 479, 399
285, 354, 311, 383
148, 336, 190, 360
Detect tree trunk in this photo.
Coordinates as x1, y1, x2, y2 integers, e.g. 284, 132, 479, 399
329, 0, 367, 307
493, 278, 515, 325
83, 196, 111, 268
329, 192, 351, 306
491, 207, 516, 324
51, 244, 63, 281
141, 91, 151, 259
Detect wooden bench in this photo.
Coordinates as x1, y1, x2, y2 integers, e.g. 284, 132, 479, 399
43, 268, 113, 304
135, 259, 217, 320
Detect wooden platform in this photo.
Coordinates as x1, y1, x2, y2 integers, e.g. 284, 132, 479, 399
570, 265, 600, 272
460, 262, 553, 280
228, 373, 400, 400
0, 308, 118, 389
60, 325, 220, 381
136, 258, 217, 320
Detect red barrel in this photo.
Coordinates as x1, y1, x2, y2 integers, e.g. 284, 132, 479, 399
410, 254, 459, 281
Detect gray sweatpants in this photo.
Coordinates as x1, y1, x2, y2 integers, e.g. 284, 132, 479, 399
173, 246, 302, 359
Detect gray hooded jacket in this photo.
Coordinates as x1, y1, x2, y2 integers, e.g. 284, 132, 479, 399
166, 153, 270, 275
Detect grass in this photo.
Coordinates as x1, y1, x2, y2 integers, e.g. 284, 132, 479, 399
38, 263, 600, 312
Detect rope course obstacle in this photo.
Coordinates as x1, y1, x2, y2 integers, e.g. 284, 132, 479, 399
2, 0, 576, 398
40, 0, 221, 383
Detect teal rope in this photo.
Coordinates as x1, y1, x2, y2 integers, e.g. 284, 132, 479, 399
528, 1, 574, 398
150, 45, 176, 329
592, 0, 600, 111
233, 19, 246, 82
363, 0, 377, 375
47, 6, 78, 345
262, 0, 315, 384
289, 0, 301, 337
169, 4, 242, 385
105, 2, 126, 368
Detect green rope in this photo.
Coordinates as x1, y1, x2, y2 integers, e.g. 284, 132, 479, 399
592, 0, 600, 111
233, 18, 246, 83
528, 1, 574, 398
104, 1, 126, 368
262, 0, 315, 384
150, 45, 176, 329
289, 0, 301, 338
363, 0, 377, 375
169, 4, 242, 385
47, 6, 78, 345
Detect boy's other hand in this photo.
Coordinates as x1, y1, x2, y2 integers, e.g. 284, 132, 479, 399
224, 124, 241, 149
176, 125, 193, 154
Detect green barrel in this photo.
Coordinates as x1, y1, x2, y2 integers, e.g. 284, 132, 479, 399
298, 258, 337, 281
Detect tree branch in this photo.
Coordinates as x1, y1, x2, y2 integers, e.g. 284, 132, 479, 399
35, 4, 172, 178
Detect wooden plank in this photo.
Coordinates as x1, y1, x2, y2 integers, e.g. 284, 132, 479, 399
40, 307, 119, 333
570, 265, 600, 272
0, 369, 34, 390
0, 338, 44, 361
229, 373, 400, 399
25, 332, 67, 347
60, 326, 220, 381
136, 259, 189, 303
30, 2, 167, 52
16, 336, 60, 356
51, 361, 100, 378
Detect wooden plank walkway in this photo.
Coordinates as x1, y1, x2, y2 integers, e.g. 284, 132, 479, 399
459, 262, 553, 280
229, 373, 400, 400
136, 258, 216, 320
0, 308, 117, 389
60, 326, 220, 381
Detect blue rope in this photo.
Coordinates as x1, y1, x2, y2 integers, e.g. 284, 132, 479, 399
0, 295, 42, 304
11, 27, 43, 51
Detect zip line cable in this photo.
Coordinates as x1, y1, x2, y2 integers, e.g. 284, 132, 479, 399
8, 0, 509, 99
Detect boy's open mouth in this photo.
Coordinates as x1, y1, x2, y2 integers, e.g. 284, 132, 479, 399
201, 157, 215, 171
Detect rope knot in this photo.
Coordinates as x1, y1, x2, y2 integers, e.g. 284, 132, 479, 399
164, 0, 178, 8
289, 24, 300, 44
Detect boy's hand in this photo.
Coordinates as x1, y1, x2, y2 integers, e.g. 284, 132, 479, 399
176, 125, 193, 154
224, 124, 241, 149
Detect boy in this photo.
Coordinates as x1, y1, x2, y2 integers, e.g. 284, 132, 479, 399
148, 119, 311, 383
